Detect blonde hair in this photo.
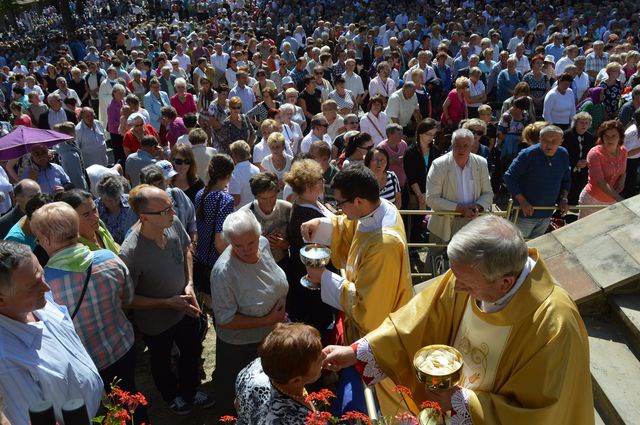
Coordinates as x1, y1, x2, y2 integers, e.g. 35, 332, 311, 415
260, 119, 280, 138
229, 96, 243, 109
522, 121, 549, 145
455, 76, 470, 89
30, 202, 79, 243
267, 132, 285, 148
605, 62, 622, 74
230, 140, 252, 160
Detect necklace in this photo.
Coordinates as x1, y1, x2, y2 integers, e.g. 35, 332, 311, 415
270, 380, 313, 409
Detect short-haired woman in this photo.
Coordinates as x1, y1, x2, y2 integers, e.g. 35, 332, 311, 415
55, 189, 120, 254
365, 147, 402, 208
284, 159, 335, 337
217, 96, 256, 154
235, 323, 323, 423
579, 120, 627, 218
95, 175, 131, 244
441, 76, 469, 132
261, 132, 293, 196
211, 209, 289, 415
30, 202, 147, 422
107, 84, 127, 163
241, 172, 292, 266
170, 77, 197, 117
359, 95, 390, 146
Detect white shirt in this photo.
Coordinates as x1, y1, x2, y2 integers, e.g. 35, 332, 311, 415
510, 53, 531, 74
174, 52, 191, 71
228, 160, 260, 210
624, 125, 640, 159
54, 88, 81, 105
253, 138, 293, 164
480, 257, 536, 312
25, 84, 45, 101
342, 71, 365, 96
554, 56, 574, 76
543, 87, 576, 125
300, 132, 332, 154
385, 90, 418, 127
210, 52, 230, 73
454, 160, 474, 205
192, 144, 217, 184
368, 76, 396, 98
468, 79, 486, 108
360, 111, 390, 146
403, 64, 436, 84
0, 296, 103, 425
573, 72, 590, 102
0, 165, 12, 214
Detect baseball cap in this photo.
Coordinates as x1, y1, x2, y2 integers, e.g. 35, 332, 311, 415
282, 76, 294, 85
156, 160, 178, 179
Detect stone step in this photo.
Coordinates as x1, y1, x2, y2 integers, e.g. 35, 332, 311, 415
586, 315, 640, 425
595, 409, 606, 425
610, 293, 640, 356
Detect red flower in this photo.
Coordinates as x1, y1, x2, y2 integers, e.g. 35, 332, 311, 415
392, 385, 412, 397
219, 415, 237, 423
340, 411, 372, 425
305, 388, 336, 406
420, 400, 443, 413
305, 411, 333, 425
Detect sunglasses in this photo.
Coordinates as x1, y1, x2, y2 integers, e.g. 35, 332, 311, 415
230, 106, 242, 110
173, 159, 192, 165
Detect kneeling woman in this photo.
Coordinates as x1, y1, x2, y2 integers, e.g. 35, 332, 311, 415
211, 209, 289, 416
236, 323, 323, 424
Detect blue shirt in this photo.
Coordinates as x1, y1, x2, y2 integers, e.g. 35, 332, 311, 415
195, 189, 235, 267
545, 44, 565, 63
21, 163, 70, 194
0, 295, 103, 424
504, 144, 571, 218
229, 84, 256, 114
4, 221, 36, 249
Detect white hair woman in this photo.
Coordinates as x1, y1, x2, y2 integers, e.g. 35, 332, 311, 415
210, 209, 289, 415
170, 77, 197, 117
30, 202, 148, 421
107, 84, 127, 163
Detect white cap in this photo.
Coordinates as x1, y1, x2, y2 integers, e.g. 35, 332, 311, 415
156, 160, 178, 179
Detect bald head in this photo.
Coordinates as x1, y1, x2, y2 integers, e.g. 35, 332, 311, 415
14, 179, 41, 212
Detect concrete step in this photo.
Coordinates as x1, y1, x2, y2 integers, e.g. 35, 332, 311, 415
595, 409, 606, 425
610, 293, 640, 356
586, 315, 640, 425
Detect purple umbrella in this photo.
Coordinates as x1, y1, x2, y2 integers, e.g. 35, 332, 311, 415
0, 126, 73, 161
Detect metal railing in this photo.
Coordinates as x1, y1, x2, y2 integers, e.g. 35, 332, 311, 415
399, 200, 608, 280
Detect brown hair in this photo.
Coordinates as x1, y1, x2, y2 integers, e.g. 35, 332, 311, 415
170, 144, 198, 185
596, 120, 625, 146
259, 323, 322, 385
283, 158, 323, 195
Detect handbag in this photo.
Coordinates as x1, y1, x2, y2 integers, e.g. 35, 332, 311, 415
70, 262, 93, 320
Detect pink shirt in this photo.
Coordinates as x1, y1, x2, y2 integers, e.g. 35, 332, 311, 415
107, 100, 123, 134
170, 93, 197, 117
378, 139, 409, 186
585, 144, 628, 202
441, 89, 466, 123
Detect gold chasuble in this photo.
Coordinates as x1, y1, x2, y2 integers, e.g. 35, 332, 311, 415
327, 199, 413, 415
329, 199, 413, 342
366, 249, 595, 424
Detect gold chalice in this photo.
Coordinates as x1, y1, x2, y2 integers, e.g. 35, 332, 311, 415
413, 344, 463, 392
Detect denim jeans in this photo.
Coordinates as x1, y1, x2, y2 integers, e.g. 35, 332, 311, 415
516, 217, 551, 239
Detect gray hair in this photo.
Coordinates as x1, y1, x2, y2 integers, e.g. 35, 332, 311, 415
447, 215, 528, 282
112, 84, 126, 96
96, 175, 130, 200
572, 111, 593, 127
539, 124, 564, 139
279, 103, 295, 115
0, 241, 34, 296
385, 122, 403, 135
222, 209, 262, 243
47, 92, 61, 103
452, 128, 474, 144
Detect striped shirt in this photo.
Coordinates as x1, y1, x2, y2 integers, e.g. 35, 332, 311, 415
44, 249, 135, 370
0, 294, 103, 425
380, 171, 401, 203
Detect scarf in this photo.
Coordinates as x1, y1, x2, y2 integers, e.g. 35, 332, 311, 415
78, 220, 120, 254
47, 243, 93, 272
576, 86, 604, 109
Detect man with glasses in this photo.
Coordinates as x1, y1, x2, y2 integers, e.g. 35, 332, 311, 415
38, 93, 77, 129
300, 164, 412, 413
300, 113, 333, 154
120, 184, 214, 415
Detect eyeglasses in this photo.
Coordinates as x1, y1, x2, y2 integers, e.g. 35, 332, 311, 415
173, 159, 192, 165
335, 198, 353, 208
140, 205, 174, 216
317, 123, 329, 128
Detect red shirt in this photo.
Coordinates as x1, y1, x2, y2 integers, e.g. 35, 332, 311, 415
123, 125, 159, 154
14, 115, 32, 127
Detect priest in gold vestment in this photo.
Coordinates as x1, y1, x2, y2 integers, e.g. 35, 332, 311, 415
302, 164, 413, 413
322, 215, 594, 424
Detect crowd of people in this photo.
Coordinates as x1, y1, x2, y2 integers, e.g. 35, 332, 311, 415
0, 0, 637, 423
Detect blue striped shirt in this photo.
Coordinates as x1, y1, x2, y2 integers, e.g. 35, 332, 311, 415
0, 294, 103, 424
